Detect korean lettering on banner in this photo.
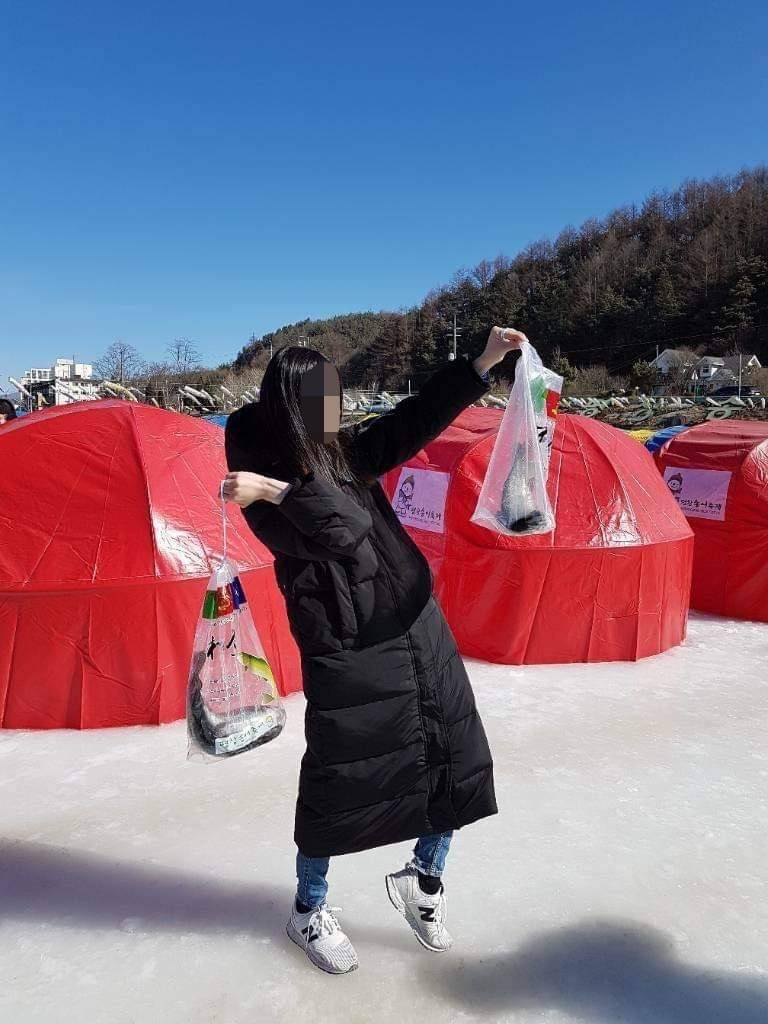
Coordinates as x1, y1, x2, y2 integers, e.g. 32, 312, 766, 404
663, 467, 732, 522
392, 467, 450, 534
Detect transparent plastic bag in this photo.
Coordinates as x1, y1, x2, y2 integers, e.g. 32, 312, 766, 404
471, 339, 563, 536
186, 559, 286, 761
186, 495, 286, 761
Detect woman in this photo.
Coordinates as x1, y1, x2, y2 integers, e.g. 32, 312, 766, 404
0, 399, 18, 425
224, 326, 522, 975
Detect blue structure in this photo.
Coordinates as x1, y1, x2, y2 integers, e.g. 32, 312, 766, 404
645, 424, 690, 455
203, 414, 229, 428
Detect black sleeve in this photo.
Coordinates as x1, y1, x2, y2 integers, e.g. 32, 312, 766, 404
243, 474, 372, 561
342, 354, 490, 480
225, 408, 372, 561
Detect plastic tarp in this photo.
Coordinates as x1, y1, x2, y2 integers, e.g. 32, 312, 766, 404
382, 409, 694, 665
0, 400, 302, 730
657, 420, 768, 622
627, 428, 655, 444
646, 424, 690, 455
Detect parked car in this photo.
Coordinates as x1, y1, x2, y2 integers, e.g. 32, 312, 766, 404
708, 385, 762, 399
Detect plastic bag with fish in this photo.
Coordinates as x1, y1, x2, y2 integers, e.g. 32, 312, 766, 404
471, 339, 562, 537
186, 559, 286, 761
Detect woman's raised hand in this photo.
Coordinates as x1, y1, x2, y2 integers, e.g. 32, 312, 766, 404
485, 326, 528, 362
473, 326, 529, 376
221, 471, 284, 507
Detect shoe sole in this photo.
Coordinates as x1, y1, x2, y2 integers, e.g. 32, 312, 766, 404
285, 920, 359, 975
384, 874, 453, 953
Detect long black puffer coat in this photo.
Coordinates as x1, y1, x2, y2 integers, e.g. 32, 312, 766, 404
225, 354, 498, 857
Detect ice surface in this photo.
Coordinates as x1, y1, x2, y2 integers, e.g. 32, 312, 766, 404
2, 613, 768, 1024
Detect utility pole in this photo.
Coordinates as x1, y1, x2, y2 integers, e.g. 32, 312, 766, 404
739, 352, 743, 399
250, 331, 272, 359
448, 313, 461, 361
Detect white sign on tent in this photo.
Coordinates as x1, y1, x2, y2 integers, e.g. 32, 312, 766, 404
663, 467, 732, 521
391, 467, 450, 534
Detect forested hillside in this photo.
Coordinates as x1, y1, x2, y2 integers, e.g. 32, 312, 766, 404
233, 167, 768, 390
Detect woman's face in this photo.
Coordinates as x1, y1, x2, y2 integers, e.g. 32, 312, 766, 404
299, 362, 341, 443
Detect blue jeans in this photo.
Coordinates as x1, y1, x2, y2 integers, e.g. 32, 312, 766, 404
296, 831, 454, 911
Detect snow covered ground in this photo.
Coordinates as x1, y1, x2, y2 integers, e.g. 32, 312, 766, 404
2, 613, 768, 1024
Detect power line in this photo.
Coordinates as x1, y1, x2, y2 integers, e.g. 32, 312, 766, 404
561, 322, 768, 357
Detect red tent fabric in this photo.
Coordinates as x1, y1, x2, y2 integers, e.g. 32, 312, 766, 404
0, 401, 302, 730
382, 409, 694, 664
657, 419, 768, 622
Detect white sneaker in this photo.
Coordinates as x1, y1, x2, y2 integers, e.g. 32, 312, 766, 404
286, 901, 359, 975
385, 860, 453, 952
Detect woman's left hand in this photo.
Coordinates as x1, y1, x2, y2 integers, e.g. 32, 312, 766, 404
473, 326, 528, 376
487, 326, 528, 363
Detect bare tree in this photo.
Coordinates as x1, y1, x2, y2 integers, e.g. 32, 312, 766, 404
472, 259, 495, 290
567, 364, 629, 397
219, 366, 264, 407
167, 338, 201, 371
662, 347, 700, 393
142, 360, 174, 380
94, 340, 145, 383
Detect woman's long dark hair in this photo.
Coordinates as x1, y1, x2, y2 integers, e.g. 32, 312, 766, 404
259, 346, 364, 488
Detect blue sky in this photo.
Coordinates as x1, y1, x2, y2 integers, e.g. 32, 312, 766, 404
1, 0, 766, 386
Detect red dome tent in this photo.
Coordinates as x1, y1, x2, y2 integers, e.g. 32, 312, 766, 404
0, 401, 302, 730
656, 419, 768, 622
382, 409, 693, 664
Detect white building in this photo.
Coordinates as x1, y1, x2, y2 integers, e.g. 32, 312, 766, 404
25, 367, 55, 384
59, 359, 92, 381
692, 356, 724, 382
650, 349, 762, 393
20, 358, 98, 407
692, 354, 762, 389
650, 349, 696, 376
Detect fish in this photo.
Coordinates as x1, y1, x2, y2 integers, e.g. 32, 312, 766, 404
237, 651, 278, 701
237, 652, 274, 682
187, 652, 282, 758
497, 444, 540, 531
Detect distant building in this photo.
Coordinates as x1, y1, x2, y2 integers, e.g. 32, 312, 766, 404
721, 353, 761, 376
650, 348, 696, 377
21, 358, 99, 408
692, 356, 724, 383
26, 367, 54, 384
650, 349, 761, 394
693, 354, 762, 390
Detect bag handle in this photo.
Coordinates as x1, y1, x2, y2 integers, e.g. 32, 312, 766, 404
219, 480, 228, 564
